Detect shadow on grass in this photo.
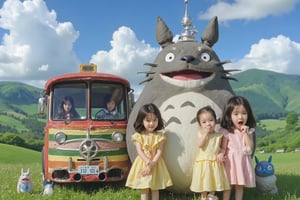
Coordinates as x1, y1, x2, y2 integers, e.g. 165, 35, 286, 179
276, 174, 300, 198
161, 174, 300, 200
243, 174, 300, 200
54, 180, 127, 195
51, 174, 300, 199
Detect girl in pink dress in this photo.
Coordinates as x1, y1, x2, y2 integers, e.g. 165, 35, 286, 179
125, 103, 172, 200
220, 96, 256, 200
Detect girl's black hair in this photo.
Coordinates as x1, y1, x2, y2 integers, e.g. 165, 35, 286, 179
220, 96, 256, 132
56, 96, 80, 119
104, 95, 112, 104
196, 105, 217, 124
133, 103, 165, 133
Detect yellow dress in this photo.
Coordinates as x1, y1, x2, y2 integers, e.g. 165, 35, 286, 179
190, 131, 230, 192
125, 132, 173, 190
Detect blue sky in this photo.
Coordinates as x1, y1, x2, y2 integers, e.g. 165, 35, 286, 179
0, 0, 299, 94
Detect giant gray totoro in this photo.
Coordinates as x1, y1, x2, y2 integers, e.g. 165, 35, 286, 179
126, 9, 236, 192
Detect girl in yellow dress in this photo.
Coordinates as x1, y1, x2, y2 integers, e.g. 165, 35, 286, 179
190, 106, 230, 200
126, 103, 172, 200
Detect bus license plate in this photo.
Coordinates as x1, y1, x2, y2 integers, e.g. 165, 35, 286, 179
78, 166, 99, 175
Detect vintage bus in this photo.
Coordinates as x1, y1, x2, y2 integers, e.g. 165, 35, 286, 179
39, 63, 134, 184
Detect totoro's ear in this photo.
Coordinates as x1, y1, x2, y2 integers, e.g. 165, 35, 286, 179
201, 16, 219, 47
255, 156, 259, 164
156, 16, 174, 48
268, 155, 272, 163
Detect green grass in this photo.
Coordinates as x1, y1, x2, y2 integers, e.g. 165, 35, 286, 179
15, 104, 38, 116
0, 144, 299, 199
0, 114, 28, 131
0, 143, 41, 164
258, 119, 286, 131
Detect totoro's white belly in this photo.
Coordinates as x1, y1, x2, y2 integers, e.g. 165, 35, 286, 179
160, 92, 222, 192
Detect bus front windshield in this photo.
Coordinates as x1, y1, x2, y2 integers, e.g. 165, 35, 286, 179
91, 82, 126, 120
52, 83, 87, 120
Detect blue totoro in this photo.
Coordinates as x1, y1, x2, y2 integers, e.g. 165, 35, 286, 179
255, 155, 278, 195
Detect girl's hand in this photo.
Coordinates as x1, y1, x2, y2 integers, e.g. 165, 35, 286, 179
141, 166, 151, 177
217, 152, 226, 162
241, 125, 249, 134
148, 160, 156, 169
202, 126, 211, 136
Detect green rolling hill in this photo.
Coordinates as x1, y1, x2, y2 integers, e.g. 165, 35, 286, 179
0, 69, 299, 152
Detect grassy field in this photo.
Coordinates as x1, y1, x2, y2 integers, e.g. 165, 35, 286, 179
0, 144, 299, 200
258, 119, 286, 131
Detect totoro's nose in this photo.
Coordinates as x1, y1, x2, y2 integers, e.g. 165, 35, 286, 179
181, 55, 195, 63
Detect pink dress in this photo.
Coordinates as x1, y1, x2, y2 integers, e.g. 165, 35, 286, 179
221, 128, 256, 187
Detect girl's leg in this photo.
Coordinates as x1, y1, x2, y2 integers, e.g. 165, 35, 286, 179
223, 189, 231, 200
208, 192, 218, 200
141, 188, 149, 200
151, 189, 159, 200
201, 191, 208, 200
235, 185, 244, 200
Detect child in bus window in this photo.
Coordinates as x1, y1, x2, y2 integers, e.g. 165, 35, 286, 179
55, 96, 80, 120
96, 95, 120, 119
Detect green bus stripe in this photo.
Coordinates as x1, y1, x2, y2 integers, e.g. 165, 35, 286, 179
48, 148, 128, 157
48, 134, 120, 141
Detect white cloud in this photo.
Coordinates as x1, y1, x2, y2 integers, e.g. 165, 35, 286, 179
0, 0, 80, 82
90, 26, 160, 87
199, 0, 300, 21
226, 35, 300, 75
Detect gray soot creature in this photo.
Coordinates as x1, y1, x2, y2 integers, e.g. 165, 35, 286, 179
126, 2, 238, 193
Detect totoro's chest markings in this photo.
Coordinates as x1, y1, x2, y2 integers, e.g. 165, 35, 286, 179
159, 92, 222, 130
163, 99, 197, 126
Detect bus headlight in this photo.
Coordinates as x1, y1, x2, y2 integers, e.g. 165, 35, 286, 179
112, 132, 123, 143
55, 132, 67, 144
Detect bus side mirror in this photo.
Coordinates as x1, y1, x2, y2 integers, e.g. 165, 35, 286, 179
128, 89, 135, 111
38, 97, 46, 115
38, 90, 47, 115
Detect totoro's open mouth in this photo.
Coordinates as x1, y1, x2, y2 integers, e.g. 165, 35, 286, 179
162, 70, 212, 81
160, 70, 215, 88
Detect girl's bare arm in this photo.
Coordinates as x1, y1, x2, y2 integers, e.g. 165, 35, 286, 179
135, 141, 150, 164
148, 141, 164, 168
241, 126, 254, 150
217, 136, 228, 161
197, 131, 209, 148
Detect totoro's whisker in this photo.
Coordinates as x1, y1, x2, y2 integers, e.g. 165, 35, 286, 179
217, 60, 231, 66
139, 77, 153, 85
221, 76, 238, 81
137, 71, 155, 75
144, 63, 157, 67
221, 69, 241, 74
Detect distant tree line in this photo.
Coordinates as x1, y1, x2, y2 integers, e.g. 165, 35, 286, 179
256, 111, 287, 121
0, 133, 43, 151
0, 111, 45, 151
256, 112, 300, 153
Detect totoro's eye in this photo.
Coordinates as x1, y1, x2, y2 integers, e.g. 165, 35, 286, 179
201, 52, 210, 62
256, 166, 262, 171
165, 53, 175, 62
267, 165, 273, 171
